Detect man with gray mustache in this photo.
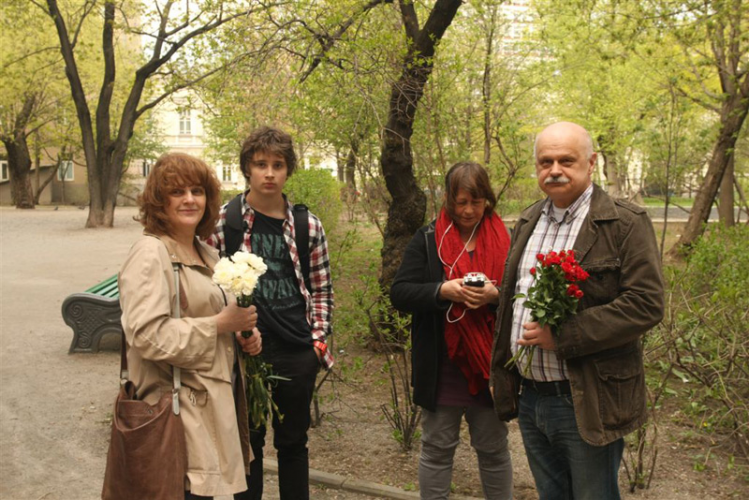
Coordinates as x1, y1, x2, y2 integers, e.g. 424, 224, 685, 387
490, 122, 664, 499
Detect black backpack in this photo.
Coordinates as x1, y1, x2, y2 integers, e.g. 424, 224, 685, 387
223, 194, 312, 291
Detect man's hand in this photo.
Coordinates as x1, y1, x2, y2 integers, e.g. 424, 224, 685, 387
236, 328, 262, 355
517, 322, 555, 350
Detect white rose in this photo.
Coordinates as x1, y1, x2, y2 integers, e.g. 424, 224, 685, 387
240, 274, 259, 296
230, 261, 249, 278
229, 276, 245, 296
212, 258, 235, 288
231, 251, 253, 265
213, 268, 234, 288
247, 254, 268, 274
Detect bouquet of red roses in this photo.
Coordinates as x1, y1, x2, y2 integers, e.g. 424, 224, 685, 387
505, 249, 589, 375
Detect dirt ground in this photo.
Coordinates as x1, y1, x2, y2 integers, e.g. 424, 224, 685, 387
0, 206, 746, 500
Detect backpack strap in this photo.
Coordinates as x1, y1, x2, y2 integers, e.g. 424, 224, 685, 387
293, 203, 312, 292
224, 194, 245, 257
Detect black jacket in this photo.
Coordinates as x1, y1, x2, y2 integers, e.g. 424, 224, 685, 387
390, 221, 449, 412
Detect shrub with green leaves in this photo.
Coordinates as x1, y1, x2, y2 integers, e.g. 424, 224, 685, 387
657, 225, 749, 459
220, 188, 243, 204
284, 168, 343, 234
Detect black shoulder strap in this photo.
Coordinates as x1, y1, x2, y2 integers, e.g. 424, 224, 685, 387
292, 203, 311, 292
224, 194, 245, 257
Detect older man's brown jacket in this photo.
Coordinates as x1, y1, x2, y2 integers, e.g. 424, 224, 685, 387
491, 183, 664, 446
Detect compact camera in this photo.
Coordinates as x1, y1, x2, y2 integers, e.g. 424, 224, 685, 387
463, 272, 487, 287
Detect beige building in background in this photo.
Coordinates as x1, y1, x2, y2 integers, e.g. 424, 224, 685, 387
0, 152, 89, 206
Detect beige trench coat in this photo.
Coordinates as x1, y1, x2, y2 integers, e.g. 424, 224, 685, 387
118, 233, 252, 496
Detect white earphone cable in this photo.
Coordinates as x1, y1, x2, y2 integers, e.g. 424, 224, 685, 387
437, 220, 481, 324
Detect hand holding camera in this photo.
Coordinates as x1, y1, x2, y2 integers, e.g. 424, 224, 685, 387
461, 272, 499, 309
439, 272, 498, 308
462, 272, 487, 287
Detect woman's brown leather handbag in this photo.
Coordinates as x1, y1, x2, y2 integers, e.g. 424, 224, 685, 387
101, 264, 187, 500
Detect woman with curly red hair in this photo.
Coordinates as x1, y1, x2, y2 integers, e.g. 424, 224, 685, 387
117, 153, 261, 499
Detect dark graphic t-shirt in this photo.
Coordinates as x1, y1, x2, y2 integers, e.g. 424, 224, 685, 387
251, 210, 311, 347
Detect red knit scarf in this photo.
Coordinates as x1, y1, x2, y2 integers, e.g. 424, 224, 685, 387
435, 208, 510, 395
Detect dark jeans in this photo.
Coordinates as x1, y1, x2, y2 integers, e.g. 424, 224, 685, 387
235, 336, 320, 500
518, 383, 624, 500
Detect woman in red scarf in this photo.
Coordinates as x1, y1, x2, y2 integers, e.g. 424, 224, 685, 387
391, 162, 513, 499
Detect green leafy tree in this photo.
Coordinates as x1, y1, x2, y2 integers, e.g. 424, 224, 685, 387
649, 0, 749, 252
40, 0, 277, 227
0, 0, 75, 208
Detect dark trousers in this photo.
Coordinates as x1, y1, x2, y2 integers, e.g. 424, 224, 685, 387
518, 384, 624, 500
236, 337, 320, 500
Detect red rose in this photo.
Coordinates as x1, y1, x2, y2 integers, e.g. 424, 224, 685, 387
545, 254, 561, 266
566, 284, 579, 296
575, 290, 584, 299
530, 267, 537, 276
536, 253, 544, 261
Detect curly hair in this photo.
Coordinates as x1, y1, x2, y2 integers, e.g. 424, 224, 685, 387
239, 126, 297, 180
137, 153, 222, 240
443, 161, 497, 219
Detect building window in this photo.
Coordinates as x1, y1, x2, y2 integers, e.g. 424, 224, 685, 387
222, 165, 233, 182
0, 161, 8, 181
142, 161, 151, 177
57, 160, 74, 181
179, 110, 192, 135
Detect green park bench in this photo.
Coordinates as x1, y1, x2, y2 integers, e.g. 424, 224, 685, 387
62, 275, 123, 353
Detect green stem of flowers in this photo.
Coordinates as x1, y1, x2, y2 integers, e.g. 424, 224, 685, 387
504, 345, 534, 377
235, 295, 288, 429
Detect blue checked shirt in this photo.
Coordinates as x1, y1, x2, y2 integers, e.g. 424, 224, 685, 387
206, 192, 334, 368
510, 184, 593, 381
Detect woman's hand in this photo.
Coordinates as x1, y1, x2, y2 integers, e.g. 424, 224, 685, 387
216, 302, 258, 334
439, 278, 468, 303
439, 278, 499, 308
461, 282, 499, 309
236, 328, 262, 355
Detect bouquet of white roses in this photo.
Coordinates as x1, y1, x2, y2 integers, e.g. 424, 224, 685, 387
213, 251, 286, 428
213, 251, 268, 316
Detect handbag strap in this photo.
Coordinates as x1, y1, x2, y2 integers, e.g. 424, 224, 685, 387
171, 263, 182, 416
119, 263, 183, 416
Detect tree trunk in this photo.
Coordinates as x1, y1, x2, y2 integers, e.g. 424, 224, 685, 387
336, 148, 345, 183
482, 5, 497, 166
598, 133, 624, 198
4, 135, 35, 209
718, 153, 735, 226
379, 0, 463, 291
34, 164, 59, 205
346, 142, 358, 190
673, 92, 748, 253
0, 94, 38, 209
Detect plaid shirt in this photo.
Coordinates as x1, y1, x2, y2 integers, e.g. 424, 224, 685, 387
510, 184, 593, 381
206, 192, 334, 368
